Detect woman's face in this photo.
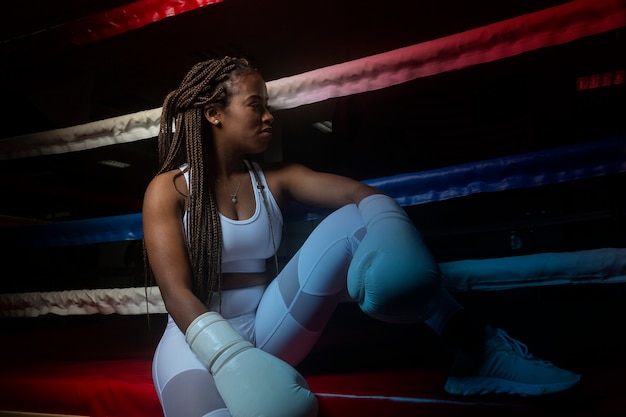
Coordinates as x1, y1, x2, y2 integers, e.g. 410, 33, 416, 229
213, 71, 274, 155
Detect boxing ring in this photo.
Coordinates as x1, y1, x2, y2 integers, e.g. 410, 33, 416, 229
1, 140, 624, 416
1, 1, 625, 416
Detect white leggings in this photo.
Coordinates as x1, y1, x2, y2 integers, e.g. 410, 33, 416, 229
152, 204, 461, 417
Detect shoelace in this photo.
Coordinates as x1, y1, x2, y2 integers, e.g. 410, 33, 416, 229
496, 329, 531, 357
495, 329, 554, 366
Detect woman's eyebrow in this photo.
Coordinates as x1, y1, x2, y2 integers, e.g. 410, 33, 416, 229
247, 94, 266, 100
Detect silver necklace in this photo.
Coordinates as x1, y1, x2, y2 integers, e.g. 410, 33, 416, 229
218, 165, 246, 204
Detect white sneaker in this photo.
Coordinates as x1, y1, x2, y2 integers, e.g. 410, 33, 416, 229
444, 327, 581, 396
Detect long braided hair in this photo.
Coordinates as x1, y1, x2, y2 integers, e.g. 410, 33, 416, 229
145, 57, 257, 307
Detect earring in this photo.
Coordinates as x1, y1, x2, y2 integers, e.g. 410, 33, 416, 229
213, 120, 220, 126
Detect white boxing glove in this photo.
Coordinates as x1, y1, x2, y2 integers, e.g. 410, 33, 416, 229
347, 194, 443, 322
186, 311, 318, 417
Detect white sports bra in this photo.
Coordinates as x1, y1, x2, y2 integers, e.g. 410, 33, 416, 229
181, 161, 283, 273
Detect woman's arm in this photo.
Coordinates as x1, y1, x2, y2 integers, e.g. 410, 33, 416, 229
270, 163, 382, 209
142, 171, 208, 331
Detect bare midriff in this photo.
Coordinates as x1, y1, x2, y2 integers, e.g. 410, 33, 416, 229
221, 271, 272, 290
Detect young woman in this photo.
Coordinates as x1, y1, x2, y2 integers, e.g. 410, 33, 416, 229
143, 57, 580, 417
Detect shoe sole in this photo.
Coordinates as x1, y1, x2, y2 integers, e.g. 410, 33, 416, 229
444, 375, 581, 397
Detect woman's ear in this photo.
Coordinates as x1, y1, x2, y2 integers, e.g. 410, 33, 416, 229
203, 105, 221, 126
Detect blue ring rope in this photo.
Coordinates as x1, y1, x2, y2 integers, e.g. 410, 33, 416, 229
7, 136, 625, 247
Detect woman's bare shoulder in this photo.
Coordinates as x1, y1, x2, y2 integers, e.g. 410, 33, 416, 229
144, 169, 188, 206
257, 161, 309, 175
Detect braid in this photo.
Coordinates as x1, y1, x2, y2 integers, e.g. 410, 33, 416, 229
144, 57, 257, 307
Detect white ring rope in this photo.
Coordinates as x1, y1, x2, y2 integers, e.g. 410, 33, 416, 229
1, 0, 623, 160
2, 248, 625, 317
0, 286, 166, 318
0, 107, 162, 160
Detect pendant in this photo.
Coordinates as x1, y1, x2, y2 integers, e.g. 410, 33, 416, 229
231, 195, 238, 204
